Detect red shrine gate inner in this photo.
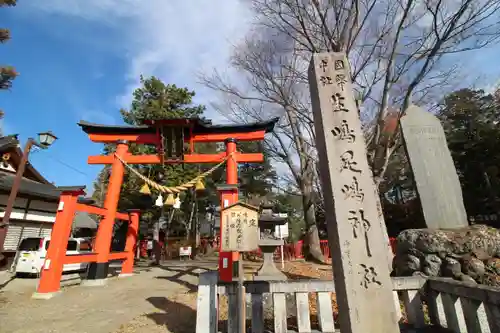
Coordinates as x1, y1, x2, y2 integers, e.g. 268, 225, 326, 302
35, 117, 277, 297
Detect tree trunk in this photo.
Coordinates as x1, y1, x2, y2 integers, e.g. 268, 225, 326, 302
305, 223, 324, 263
301, 180, 325, 263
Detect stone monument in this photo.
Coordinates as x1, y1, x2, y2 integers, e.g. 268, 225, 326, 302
254, 204, 287, 281
400, 105, 468, 229
308, 53, 399, 333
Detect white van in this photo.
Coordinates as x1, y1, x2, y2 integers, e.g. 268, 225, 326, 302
12, 237, 92, 276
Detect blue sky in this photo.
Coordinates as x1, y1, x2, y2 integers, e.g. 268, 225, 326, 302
1, 1, 251, 194
2, 1, 500, 196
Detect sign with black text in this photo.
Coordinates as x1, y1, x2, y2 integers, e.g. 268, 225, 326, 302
220, 202, 259, 252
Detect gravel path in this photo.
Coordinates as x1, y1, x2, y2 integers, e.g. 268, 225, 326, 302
0, 263, 215, 333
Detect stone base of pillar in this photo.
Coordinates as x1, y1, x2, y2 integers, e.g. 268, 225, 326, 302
31, 291, 61, 300
118, 273, 134, 278
86, 262, 109, 280
80, 278, 108, 287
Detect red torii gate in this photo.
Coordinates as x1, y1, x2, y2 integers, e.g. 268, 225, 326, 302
34, 186, 139, 298
50, 117, 276, 287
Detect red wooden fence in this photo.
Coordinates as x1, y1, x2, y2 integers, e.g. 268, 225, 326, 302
248, 238, 397, 261
141, 237, 398, 261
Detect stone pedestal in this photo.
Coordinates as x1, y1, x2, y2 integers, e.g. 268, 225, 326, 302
254, 239, 287, 281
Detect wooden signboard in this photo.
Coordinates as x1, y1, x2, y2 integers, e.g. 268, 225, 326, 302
220, 202, 259, 253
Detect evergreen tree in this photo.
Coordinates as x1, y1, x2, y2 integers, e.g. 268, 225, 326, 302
238, 141, 277, 205
0, 0, 18, 120
438, 88, 500, 217
0, 0, 17, 90
92, 76, 212, 236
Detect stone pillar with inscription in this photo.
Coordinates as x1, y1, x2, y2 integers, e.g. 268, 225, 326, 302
400, 105, 468, 229
308, 53, 399, 333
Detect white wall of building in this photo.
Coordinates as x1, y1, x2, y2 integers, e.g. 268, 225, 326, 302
0, 194, 57, 251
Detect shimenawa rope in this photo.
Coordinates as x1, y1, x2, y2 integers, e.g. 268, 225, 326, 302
114, 152, 234, 194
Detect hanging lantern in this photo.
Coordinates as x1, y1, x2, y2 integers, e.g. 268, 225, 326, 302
140, 183, 151, 195
195, 178, 205, 191
155, 193, 164, 207
164, 193, 175, 206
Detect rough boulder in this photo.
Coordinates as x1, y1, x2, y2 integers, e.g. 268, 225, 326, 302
392, 224, 500, 286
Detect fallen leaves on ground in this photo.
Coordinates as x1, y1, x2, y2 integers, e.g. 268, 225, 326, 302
281, 261, 333, 280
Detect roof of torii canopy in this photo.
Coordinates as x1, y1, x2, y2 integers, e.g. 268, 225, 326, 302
77, 117, 280, 135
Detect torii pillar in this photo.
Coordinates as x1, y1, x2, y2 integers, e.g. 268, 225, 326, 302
217, 138, 239, 281
85, 140, 128, 284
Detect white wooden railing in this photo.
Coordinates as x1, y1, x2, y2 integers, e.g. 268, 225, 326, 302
425, 278, 500, 332
196, 271, 500, 333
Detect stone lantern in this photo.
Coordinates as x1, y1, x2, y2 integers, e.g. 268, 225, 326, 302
254, 203, 288, 281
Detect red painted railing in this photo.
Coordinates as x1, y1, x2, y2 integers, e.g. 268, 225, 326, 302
248, 238, 397, 262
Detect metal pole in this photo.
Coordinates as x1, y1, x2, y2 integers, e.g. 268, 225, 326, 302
0, 138, 34, 252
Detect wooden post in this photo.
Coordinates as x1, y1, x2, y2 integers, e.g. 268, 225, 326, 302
308, 52, 399, 333
238, 256, 246, 333
33, 187, 84, 299
219, 202, 259, 332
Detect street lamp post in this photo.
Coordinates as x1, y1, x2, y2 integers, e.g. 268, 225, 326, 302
0, 131, 57, 255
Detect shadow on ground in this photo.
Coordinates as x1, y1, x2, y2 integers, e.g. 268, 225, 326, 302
155, 266, 210, 293
0, 275, 15, 290
146, 296, 197, 333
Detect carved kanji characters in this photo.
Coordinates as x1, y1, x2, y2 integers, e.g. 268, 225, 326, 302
360, 264, 382, 289
348, 209, 368, 238
320, 76, 333, 86
340, 151, 362, 173
348, 209, 372, 257
319, 58, 328, 73
334, 60, 344, 70
331, 93, 349, 112
332, 120, 356, 143
344, 245, 353, 275
342, 176, 364, 202
335, 74, 347, 91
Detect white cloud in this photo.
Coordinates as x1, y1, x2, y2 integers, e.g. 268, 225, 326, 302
27, 0, 253, 121
80, 110, 117, 126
